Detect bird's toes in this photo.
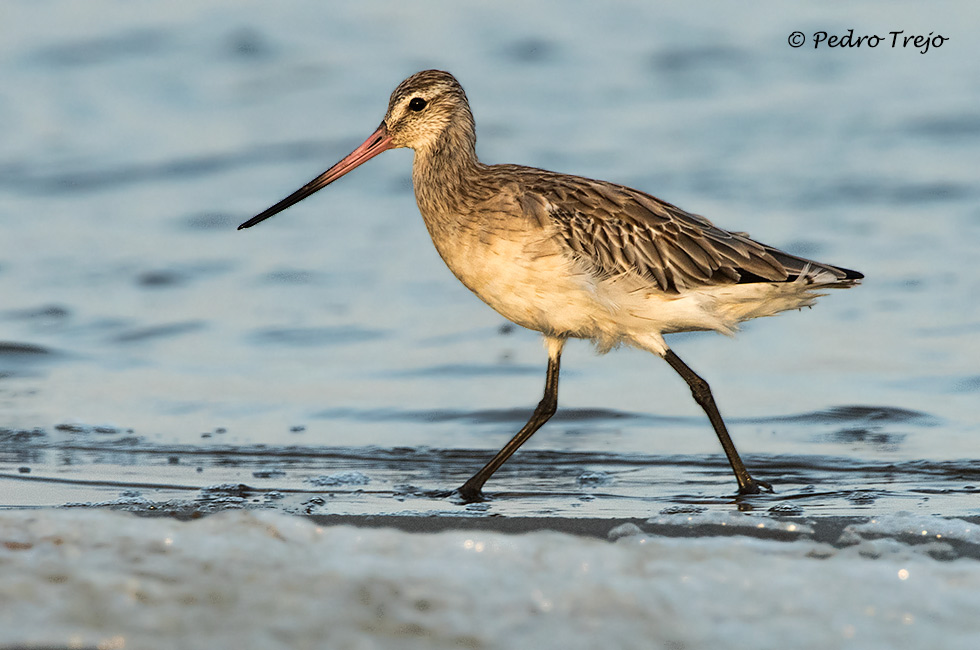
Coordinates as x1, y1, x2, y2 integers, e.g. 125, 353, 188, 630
737, 478, 775, 496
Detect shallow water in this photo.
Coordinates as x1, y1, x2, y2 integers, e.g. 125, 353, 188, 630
1, 1, 979, 522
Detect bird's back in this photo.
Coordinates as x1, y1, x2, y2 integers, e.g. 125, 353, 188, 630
488, 164, 862, 293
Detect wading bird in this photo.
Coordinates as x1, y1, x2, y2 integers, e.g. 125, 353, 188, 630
239, 70, 862, 501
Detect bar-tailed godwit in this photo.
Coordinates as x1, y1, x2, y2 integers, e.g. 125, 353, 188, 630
239, 70, 862, 501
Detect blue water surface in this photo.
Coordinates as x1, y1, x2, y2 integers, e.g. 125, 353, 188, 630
1, 1, 977, 517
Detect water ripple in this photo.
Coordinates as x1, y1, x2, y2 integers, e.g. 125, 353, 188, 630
249, 326, 386, 347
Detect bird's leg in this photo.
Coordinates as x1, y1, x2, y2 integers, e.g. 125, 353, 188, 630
662, 349, 773, 495
456, 338, 564, 503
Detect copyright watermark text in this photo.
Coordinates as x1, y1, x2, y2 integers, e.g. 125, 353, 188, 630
788, 30, 948, 54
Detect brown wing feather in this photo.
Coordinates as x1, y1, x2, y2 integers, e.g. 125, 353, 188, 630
507, 167, 859, 293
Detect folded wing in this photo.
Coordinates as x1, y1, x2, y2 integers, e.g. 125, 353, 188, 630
517, 171, 861, 293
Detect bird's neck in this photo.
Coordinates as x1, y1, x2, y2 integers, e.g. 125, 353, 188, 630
411, 119, 486, 220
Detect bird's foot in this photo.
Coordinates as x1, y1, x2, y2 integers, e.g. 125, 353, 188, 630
396, 484, 489, 503
737, 477, 774, 496
452, 480, 488, 504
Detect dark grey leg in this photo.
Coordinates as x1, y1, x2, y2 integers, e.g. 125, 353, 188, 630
456, 339, 563, 502
663, 348, 773, 495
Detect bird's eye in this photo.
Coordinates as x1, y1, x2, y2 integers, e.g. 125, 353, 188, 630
408, 97, 427, 111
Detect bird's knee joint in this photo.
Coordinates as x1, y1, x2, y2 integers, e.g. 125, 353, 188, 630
536, 398, 558, 418
688, 378, 713, 404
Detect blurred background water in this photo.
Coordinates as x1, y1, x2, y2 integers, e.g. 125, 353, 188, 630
1, 0, 977, 517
